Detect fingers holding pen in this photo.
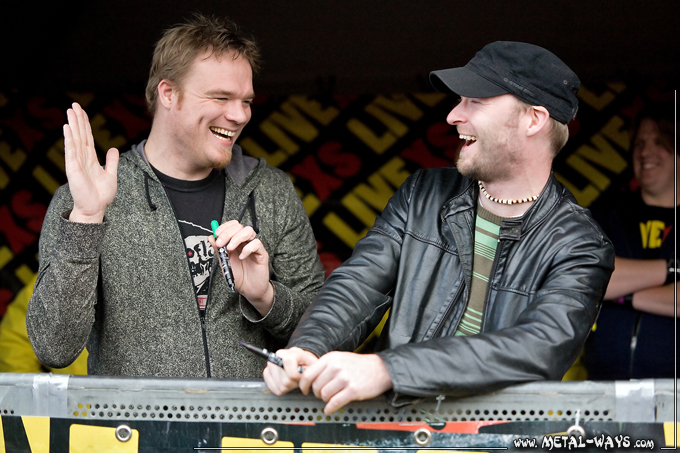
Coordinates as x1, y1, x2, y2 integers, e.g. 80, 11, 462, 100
263, 348, 318, 396
212, 220, 242, 247
263, 361, 294, 395
209, 220, 272, 306
212, 221, 264, 260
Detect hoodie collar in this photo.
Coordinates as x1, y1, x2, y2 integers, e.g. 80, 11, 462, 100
131, 140, 258, 186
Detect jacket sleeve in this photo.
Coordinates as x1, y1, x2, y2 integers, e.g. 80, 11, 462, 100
26, 185, 104, 369
286, 172, 418, 356
377, 216, 614, 398
239, 170, 326, 343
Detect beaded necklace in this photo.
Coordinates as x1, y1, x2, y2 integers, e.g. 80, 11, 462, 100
478, 181, 538, 205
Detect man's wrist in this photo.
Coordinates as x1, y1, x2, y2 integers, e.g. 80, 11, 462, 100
69, 208, 105, 223
247, 281, 276, 317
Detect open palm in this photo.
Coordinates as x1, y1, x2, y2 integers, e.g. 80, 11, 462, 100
64, 103, 119, 223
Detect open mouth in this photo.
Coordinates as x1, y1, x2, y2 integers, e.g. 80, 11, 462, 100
460, 134, 477, 147
210, 127, 236, 142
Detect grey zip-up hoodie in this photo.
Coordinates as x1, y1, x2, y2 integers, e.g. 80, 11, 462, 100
27, 144, 325, 378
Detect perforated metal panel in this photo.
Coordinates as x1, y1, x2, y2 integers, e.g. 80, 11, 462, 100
0, 374, 676, 424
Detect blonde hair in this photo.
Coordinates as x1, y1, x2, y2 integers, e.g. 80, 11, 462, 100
145, 13, 261, 116
515, 98, 570, 156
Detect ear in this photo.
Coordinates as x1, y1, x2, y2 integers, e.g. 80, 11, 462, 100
526, 105, 550, 138
157, 79, 177, 110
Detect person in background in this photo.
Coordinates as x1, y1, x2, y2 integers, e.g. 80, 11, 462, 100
584, 104, 678, 379
0, 275, 87, 374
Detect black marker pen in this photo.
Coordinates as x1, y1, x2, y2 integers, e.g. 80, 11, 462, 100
239, 341, 304, 373
211, 220, 236, 293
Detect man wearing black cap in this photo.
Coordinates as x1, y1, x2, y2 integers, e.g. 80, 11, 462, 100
264, 42, 615, 413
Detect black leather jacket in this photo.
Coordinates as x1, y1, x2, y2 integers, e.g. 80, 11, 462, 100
289, 167, 614, 399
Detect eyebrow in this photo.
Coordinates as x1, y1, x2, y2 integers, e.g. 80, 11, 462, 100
205, 89, 256, 99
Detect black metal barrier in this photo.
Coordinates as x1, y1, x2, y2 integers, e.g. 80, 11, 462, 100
0, 374, 677, 452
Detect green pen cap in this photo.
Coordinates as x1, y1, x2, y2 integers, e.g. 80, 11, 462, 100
210, 220, 220, 239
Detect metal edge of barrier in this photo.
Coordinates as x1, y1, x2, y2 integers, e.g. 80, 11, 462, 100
1, 374, 677, 423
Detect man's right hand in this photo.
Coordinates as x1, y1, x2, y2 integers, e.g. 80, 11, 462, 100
263, 347, 318, 395
64, 103, 119, 223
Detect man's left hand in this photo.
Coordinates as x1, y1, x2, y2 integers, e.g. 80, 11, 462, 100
299, 352, 393, 414
209, 220, 273, 315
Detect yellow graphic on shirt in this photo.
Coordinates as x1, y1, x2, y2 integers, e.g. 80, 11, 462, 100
640, 220, 666, 249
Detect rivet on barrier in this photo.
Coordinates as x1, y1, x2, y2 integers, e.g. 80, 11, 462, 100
115, 424, 132, 442
261, 427, 279, 445
566, 410, 586, 438
414, 427, 432, 446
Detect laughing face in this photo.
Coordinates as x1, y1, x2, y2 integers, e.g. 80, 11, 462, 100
632, 118, 676, 202
446, 94, 525, 182
168, 50, 255, 172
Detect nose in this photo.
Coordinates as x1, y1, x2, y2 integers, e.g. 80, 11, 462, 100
224, 101, 250, 125
639, 142, 655, 157
446, 102, 465, 126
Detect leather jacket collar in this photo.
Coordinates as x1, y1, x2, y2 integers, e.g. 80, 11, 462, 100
441, 173, 563, 242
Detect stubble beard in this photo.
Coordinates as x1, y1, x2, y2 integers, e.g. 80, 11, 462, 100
457, 136, 513, 182
457, 122, 522, 183
211, 147, 233, 169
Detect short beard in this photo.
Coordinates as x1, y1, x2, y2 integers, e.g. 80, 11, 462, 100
456, 112, 522, 182
211, 148, 233, 169
456, 156, 485, 181
456, 143, 514, 182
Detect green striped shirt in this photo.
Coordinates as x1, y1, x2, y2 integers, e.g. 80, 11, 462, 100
454, 204, 504, 336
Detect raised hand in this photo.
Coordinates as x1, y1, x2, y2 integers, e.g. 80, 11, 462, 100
209, 220, 274, 314
64, 103, 119, 223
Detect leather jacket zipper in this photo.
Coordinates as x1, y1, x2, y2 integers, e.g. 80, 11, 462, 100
480, 239, 503, 331
430, 207, 473, 338
433, 234, 503, 338
430, 282, 465, 339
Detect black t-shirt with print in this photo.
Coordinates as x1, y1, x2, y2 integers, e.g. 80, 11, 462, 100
585, 190, 677, 380
152, 166, 225, 312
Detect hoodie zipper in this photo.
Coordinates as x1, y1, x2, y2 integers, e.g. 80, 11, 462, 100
150, 174, 213, 377
199, 271, 214, 378
199, 313, 212, 377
